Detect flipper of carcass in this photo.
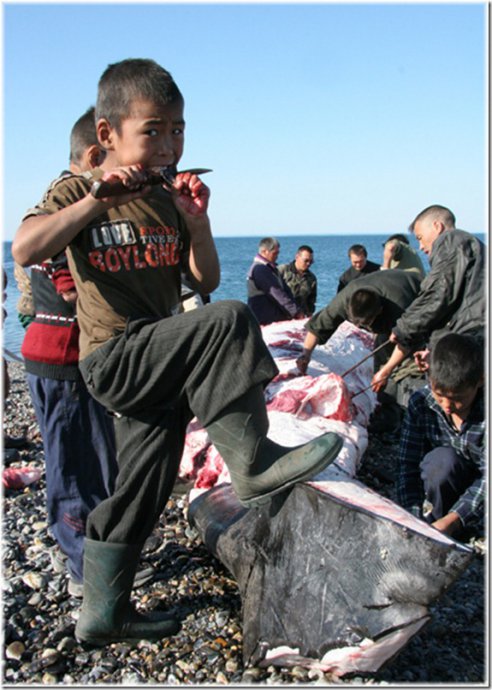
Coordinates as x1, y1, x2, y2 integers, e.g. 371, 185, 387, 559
188, 480, 473, 677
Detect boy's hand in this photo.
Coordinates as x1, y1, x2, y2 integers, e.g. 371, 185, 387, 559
170, 171, 218, 292
92, 165, 152, 206
371, 366, 391, 393
382, 241, 397, 269
60, 289, 78, 304
296, 351, 311, 375
171, 172, 210, 217
432, 511, 462, 537
414, 349, 430, 372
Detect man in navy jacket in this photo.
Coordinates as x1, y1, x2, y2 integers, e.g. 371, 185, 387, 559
247, 237, 305, 325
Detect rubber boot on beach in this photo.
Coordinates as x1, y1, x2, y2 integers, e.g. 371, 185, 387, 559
205, 385, 343, 507
75, 539, 179, 645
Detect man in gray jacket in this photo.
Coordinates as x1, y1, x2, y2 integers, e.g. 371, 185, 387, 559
372, 205, 485, 392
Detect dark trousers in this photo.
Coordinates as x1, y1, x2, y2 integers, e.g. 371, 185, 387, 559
27, 374, 118, 580
420, 446, 480, 522
79, 300, 277, 545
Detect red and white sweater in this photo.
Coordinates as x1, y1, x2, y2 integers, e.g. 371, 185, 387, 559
22, 253, 81, 381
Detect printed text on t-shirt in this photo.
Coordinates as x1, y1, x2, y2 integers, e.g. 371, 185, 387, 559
87, 221, 180, 272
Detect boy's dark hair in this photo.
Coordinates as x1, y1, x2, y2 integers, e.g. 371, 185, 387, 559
96, 58, 183, 131
347, 288, 381, 328
429, 333, 484, 391
297, 245, 313, 254
348, 244, 367, 258
69, 107, 98, 165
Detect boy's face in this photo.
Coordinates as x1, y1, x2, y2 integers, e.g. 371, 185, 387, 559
100, 99, 185, 169
430, 381, 481, 420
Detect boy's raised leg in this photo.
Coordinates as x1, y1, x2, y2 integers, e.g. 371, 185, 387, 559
205, 385, 343, 507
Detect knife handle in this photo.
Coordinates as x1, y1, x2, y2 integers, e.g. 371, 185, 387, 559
90, 172, 166, 200
90, 168, 212, 199
90, 179, 129, 199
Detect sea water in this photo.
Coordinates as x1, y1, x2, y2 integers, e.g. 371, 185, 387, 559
3, 234, 432, 357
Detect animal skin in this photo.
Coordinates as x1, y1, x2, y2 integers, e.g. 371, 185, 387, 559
188, 481, 472, 677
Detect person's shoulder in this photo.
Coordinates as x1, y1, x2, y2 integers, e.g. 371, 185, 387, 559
407, 273, 423, 292
53, 169, 94, 191
399, 241, 417, 254
471, 388, 485, 422
396, 268, 422, 287
437, 228, 483, 251
24, 170, 93, 219
251, 259, 269, 276
38, 170, 79, 197
429, 230, 483, 269
366, 260, 380, 271
355, 268, 384, 286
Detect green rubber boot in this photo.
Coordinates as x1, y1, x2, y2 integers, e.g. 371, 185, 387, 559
206, 386, 343, 508
75, 539, 180, 645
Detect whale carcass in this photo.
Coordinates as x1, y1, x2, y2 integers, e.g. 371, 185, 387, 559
179, 319, 474, 677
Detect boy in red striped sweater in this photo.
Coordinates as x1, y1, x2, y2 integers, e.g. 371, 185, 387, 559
21, 108, 119, 595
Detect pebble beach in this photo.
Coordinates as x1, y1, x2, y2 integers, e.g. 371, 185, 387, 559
3, 360, 486, 686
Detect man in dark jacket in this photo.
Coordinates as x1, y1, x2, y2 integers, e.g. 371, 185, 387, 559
247, 237, 305, 325
296, 269, 422, 374
372, 205, 485, 392
337, 244, 380, 293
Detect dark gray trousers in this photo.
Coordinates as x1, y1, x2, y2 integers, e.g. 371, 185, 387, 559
420, 446, 480, 522
79, 300, 277, 544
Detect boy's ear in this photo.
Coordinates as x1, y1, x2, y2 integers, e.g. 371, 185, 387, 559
96, 118, 115, 151
86, 144, 104, 169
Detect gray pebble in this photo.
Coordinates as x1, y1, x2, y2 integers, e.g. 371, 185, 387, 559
6, 641, 25, 660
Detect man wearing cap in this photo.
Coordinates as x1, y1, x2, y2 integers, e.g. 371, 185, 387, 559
381, 234, 426, 279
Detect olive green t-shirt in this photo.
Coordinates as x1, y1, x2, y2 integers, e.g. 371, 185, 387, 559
24, 169, 190, 360
386, 240, 426, 279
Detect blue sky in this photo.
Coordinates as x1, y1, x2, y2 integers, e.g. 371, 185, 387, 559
2, 2, 488, 239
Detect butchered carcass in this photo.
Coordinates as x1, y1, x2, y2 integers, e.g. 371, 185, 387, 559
182, 318, 474, 677
179, 319, 375, 486
266, 371, 352, 421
